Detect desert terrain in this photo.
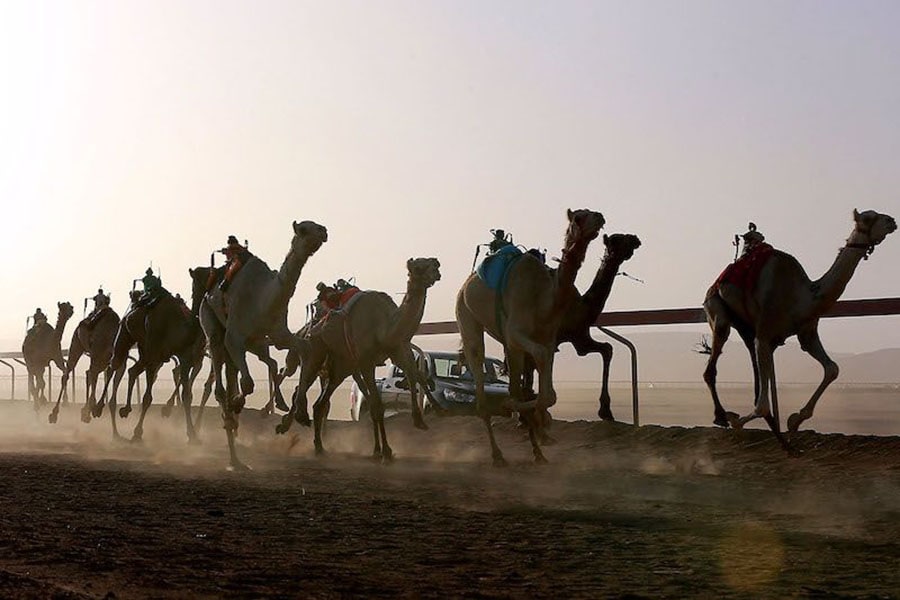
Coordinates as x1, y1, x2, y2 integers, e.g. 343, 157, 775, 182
0, 384, 898, 599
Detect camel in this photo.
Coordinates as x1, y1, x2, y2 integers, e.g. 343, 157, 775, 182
275, 257, 442, 462
49, 305, 121, 424
456, 209, 605, 465
100, 292, 206, 443
22, 302, 74, 409
524, 233, 642, 421
200, 220, 328, 470
703, 209, 896, 450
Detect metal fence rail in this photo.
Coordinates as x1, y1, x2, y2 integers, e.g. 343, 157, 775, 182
3, 298, 898, 424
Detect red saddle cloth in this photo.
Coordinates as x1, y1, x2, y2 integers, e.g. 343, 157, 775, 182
713, 243, 775, 293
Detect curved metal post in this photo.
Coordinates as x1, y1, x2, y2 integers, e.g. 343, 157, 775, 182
598, 326, 639, 426
0, 359, 14, 400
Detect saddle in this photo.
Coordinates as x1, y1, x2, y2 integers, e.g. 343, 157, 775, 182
306, 287, 364, 337
712, 243, 775, 294
476, 245, 524, 291
84, 306, 111, 329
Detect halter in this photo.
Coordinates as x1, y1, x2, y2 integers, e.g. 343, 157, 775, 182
845, 223, 878, 260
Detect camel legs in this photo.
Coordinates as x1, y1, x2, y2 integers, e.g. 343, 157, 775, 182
162, 363, 181, 418
277, 341, 325, 434
312, 376, 342, 455
390, 346, 428, 430
732, 339, 774, 428
788, 329, 839, 433
131, 363, 161, 442
507, 348, 546, 464
703, 310, 733, 427
177, 356, 200, 444
195, 365, 216, 430
223, 329, 253, 413
51, 342, 85, 423
249, 343, 283, 415
458, 305, 505, 466
360, 367, 392, 462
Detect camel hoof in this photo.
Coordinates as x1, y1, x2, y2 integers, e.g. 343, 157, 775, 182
295, 413, 312, 428
381, 451, 394, 464
533, 454, 549, 465
80, 410, 92, 424
413, 418, 429, 431
787, 412, 803, 433
314, 445, 327, 457
227, 460, 252, 472
274, 396, 289, 412
713, 414, 730, 428
112, 433, 127, 443
230, 396, 246, 414
597, 406, 615, 421
275, 418, 292, 435
119, 407, 131, 419
725, 412, 742, 430
48, 410, 58, 425
492, 456, 508, 468
187, 436, 202, 446
161, 405, 173, 418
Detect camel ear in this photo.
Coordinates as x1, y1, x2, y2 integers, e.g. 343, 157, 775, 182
293, 220, 300, 234
603, 233, 609, 243
567, 208, 573, 221
853, 208, 860, 221
189, 268, 194, 276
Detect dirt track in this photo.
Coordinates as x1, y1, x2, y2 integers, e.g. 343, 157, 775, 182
0, 402, 899, 599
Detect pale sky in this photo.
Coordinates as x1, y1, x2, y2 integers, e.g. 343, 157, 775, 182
1, 1, 899, 355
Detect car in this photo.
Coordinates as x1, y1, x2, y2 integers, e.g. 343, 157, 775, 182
349, 346, 512, 421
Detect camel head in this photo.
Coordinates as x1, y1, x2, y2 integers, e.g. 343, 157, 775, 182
406, 257, 441, 289
291, 220, 329, 256
851, 209, 897, 253
57, 301, 74, 321
603, 233, 642, 262
562, 209, 605, 257
129, 289, 142, 304
188, 266, 216, 315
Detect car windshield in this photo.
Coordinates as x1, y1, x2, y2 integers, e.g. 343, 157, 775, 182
432, 356, 508, 384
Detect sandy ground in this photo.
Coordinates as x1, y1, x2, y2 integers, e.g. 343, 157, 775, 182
0, 398, 899, 599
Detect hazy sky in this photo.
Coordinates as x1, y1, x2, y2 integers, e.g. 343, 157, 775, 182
2, 1, 898, 355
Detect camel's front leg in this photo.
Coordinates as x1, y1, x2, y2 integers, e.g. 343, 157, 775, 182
312, 376, 342, 455
507, 348, 547, 464
132, 364, 161, 442
224, 330, 252, 413
162, 363, 181, 418
730, 339, 774, 430
788, 329, 839, 434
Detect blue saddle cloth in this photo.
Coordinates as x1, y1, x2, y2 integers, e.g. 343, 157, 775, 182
476, 245, 524, 291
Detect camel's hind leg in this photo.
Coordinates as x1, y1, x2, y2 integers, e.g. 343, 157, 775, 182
788, 328, 839, 433
361, 367, 392, 463
703, 299, 734, 427
457, 300, 505, 466
391, 346, 428, 431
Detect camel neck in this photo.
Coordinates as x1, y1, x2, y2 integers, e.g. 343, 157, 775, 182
554, 235, 591, 313
583, 253, 623, 321
387, 280, 428, 346
277, 245, 312, 304
812, 233, 868, 312
53, 313, 70, 343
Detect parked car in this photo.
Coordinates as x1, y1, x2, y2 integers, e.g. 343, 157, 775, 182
349, 346, 511, 421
